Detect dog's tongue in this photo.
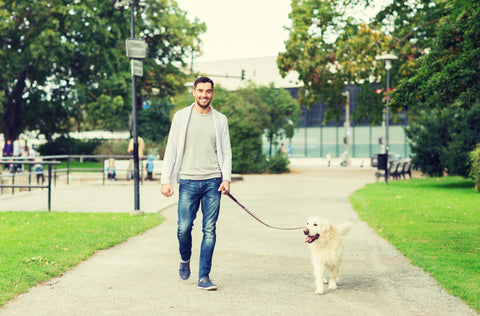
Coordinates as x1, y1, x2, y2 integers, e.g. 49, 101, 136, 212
305, 236, 315, 243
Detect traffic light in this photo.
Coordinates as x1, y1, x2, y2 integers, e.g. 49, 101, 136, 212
343, 137, 347, 144
378, 137, 383, 145
241, 69, 245, 80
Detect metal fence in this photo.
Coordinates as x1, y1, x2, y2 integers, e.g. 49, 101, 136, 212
0, 159, 61, 211
264, 125, 411, 160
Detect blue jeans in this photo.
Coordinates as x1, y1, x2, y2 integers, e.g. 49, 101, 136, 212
177, 177, 222, 279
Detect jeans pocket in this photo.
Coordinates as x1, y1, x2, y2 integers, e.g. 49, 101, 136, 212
179, 179, 190, 185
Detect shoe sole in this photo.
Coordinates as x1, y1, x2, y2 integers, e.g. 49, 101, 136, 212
197, 285, 217, 291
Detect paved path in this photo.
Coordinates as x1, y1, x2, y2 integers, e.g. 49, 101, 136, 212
0, 167, 477, 315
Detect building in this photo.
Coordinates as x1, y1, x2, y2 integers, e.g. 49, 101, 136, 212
192, 56, 410, 160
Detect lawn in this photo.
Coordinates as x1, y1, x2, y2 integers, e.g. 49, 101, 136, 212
349, 176, 480, 313
57, 160, 103, 171
0, 212, 164, 306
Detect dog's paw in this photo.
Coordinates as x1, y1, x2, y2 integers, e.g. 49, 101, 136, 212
328, 282, 337, 290
315, 288, 326, 295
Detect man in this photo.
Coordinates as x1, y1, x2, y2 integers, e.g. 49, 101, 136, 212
127, 132, 145, 180
161, 77, 232, 291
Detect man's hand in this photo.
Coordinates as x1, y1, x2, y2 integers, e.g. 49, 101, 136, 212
218, 180, 230, 194
161, 183, 174, 197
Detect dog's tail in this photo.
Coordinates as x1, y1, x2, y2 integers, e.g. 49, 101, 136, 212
337, 222, 352, 236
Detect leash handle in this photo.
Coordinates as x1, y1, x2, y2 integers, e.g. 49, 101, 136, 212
225, 191, 304, 231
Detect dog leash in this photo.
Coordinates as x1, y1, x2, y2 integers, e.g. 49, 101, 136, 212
224, 191, 304, 231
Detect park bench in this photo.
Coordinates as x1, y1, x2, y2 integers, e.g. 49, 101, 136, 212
375, 159, 412, 181
389, 161, 401, 180
398, 161, 412, 179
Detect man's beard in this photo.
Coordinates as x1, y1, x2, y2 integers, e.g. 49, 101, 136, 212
197, 99, 211, 108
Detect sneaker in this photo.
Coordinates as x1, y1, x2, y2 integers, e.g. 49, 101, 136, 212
197, 278, 217, 291
179, 261, 190, 280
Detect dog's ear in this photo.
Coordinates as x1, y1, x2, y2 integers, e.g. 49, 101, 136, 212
322, 223, 334, 236
328, 223, 335, 231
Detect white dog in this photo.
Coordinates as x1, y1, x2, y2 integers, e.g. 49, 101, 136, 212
304, 216, 351, 295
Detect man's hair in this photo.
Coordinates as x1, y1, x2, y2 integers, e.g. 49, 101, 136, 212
194, 76, 214, 90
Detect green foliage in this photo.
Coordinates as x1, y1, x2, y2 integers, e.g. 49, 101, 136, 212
137, 98, 173, 143
37, 137, 101, 157
211, 84, 298, 174
255, 83, 300, 157
266, 152, 290, 174
0, 211, 164, 306
278, 1, 398, 123
406, 103, 480, 177
397, 0, 480, 177
0, 0, 205, 141
391, 0, 479, 115
94, 140, 130, 156
278, 0, 454, 124
350, 177, 480, 312
468, 144, 480, 192
213, 87, 269, 174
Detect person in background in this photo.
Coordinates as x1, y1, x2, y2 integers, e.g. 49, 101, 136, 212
127, 132, 145, 180
12, 137, 22, 172
34, 158, 45, 184
2, 139, 13, 157
107, 158, 116, 181
2, 139, 13, 172
161, 76, 232, 291
145, 154, 154, 181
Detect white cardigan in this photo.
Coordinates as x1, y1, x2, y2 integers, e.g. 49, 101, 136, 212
161, 104, 232, 185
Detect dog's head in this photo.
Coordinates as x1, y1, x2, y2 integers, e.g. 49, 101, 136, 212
303, 216, 332, 243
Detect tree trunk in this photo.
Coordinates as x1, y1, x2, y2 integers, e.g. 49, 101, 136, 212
1, 71, 26, 141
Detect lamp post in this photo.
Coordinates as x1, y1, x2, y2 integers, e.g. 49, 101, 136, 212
342, 91, 350, 167
113, 0, 144, 214
376, 53, 398, 184
184, 82, 194, 105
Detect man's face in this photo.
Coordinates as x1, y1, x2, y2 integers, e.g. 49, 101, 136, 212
193, 82, 214, 109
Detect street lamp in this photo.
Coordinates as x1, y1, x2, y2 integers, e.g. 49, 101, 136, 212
184, 82, 194, 105
376, 53, 398, 184
342, 91, 350, 167
113, 0, 145, 215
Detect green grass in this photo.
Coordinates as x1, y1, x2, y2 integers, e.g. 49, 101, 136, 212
57, 161, 103, 171
350, 176, 480, 312
0, 212, 164, 306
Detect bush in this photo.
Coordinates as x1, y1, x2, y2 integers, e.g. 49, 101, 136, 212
38, 136, 100, 157
406, 103, 480, 177
468, 144, 480, 192
94, 140, 129, 156
137, 98, 173, 143
94, 138, 167, 160
267, 152, 290, 174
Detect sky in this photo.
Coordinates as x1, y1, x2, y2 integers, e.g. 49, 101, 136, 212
175, 0, 392, 62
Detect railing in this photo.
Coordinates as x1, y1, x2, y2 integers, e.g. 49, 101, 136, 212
39, 155, 145, 185
0, 160, 61, 211
0, 155, 149, 210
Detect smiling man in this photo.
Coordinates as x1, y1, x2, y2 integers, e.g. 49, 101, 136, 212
161, 76, 232, 291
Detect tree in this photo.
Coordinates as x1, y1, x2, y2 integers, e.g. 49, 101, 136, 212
0, 0, 205, 141
213, 86, 270, 174
394, 0, 480, 176
406, 103, 480, 177
278, 0, 450, 124
391, 1, 479, 114
278, 0, 394, 123
137, 98, 173, 143
255, 83, 300, 157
